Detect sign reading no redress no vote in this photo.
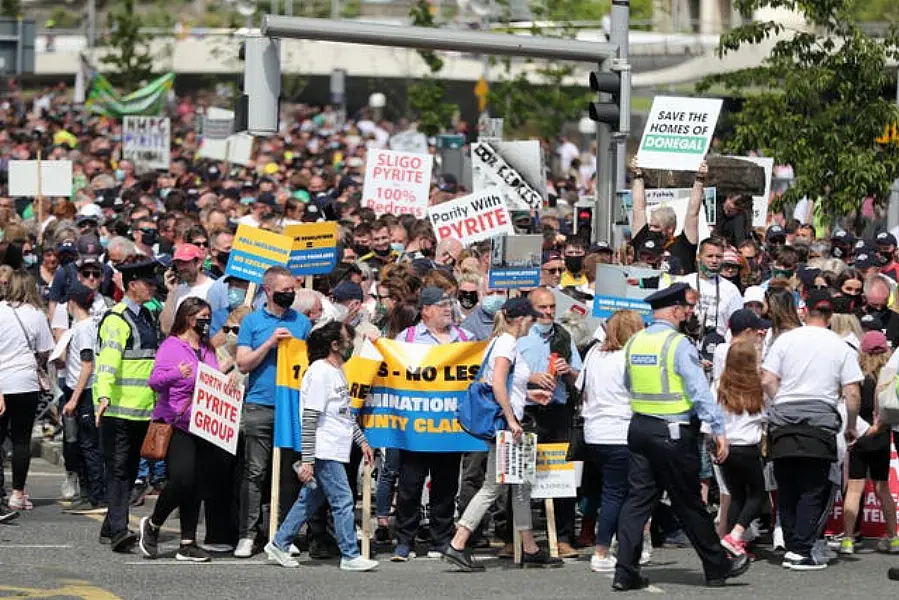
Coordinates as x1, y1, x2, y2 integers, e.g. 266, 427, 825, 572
362, 149, 434, 219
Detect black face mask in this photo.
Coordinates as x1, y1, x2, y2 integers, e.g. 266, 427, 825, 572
679, 315, 702, 339
373, 246, 392, 257
564, 255, 584, 274
216, 251, 231, 266
193, 317, 210, 338
832, 294, 859, 314
353, 243, 370, 257
139, 229, 158, 246
272, 290, 295, 309
458, 290, 479, 310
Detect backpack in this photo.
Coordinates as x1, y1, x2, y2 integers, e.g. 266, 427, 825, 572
457, 338, 513, 441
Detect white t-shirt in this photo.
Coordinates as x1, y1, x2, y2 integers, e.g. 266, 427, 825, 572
687, 274, 743, 338
237, 214, 262, 228
172, 277, 215, 309
481, 333, 529, 420
712, 341, 730, 383
0, 302, 54, 394
762, 325, 863, 407
579, 347, 632, 445
50, 294, 110, 331
65, 317, 97, 390
301, 360, 355, 463
558, 141, 580, 172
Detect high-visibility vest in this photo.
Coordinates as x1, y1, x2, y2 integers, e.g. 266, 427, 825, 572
94, 302, 157, 421
624, 328, 692, 416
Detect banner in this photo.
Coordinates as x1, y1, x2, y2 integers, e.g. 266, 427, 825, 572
283, 222, 339, 276
471, 141, 543, 211
188, 364, 243, 455
123, 116, 170, 170
636, 96, 723, 172
359, 339, 489, 453
592, 264, 661, 320
86, 72, 175, 118
225, 224, 293, 284
531, 443, 578, 498
362, 149, 433, 218
496, 431, 537, 484
427, 190, 513, 247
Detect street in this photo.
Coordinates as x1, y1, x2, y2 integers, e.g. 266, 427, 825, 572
1, 458, 898, 599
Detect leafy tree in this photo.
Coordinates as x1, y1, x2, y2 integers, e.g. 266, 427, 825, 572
406, 0, 457, 136
99, 0, 156, 91
0, 0, 18, 18
852, 0, 899, 22
697, 0, 899, 216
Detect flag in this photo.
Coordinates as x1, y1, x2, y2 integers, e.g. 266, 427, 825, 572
85, 72, 176, 118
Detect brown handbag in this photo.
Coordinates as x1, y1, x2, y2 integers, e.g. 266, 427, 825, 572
140, 399, 192, 461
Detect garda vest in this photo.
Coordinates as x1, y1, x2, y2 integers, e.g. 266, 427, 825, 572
624, 328, 692, 416
95, 302, 157, 421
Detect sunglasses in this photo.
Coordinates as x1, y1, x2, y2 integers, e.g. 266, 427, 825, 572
80, 269, 103, 279
222, 326, 240, 334
192, 240, 209, 248
543, 267, 563, 275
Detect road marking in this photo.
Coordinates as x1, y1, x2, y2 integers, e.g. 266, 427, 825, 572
0, 544, 73, 548
124, 560, 271, 566
0, 581, 121, 599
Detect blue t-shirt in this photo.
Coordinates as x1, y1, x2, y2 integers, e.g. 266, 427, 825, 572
237, 306, 311, 406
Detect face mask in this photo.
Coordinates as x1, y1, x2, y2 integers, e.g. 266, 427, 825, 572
226, 331, 238, 347
458, 290, 479, 310
159, 188, 172, 199
699, 263, 719, 278
228, 286, 247, 308
23, 253, 37, 268
99, 235, 109, 249
373, 246, 392, 257
139, 229, 158, 246
390, 242, 405, 254
353, 243, 370, 257
773, 268, 793, 279
831, 295, 857, 314
272, 290, 295, 309
340, 342, 354, 362
482, 295, 505, 315
216, 251, 231, 267
193, 317, 210, 337
564, 255, 584, 274
114, 168, 125, 182
533, 321, 553, 335
680, 314, 702, 338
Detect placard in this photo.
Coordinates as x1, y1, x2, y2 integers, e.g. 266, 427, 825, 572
8, 160, 73, 197
427, 190, 513, 247
362, 149, 433, 219
728, 155, 774, 228
496, 430, 537, 485
592, 263, 662, 321
471, 141, 544, 211
225, 224, 293, 284
488, 234, 542, 289
283, 222, 339, 276
189, 363, 243, 455
123, 116, 170, 170
636, 96, 723, 172
531, 443, 578, 499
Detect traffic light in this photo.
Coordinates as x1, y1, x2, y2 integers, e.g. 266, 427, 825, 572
234, 35, 281, 136
574, 200, 594, 237
587, 71, 620, 130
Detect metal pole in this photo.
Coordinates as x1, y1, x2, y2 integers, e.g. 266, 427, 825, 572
889, 67, 899, 235
611, 0, 629, 193
87, 0, 96, 48
595, 59, 613, 244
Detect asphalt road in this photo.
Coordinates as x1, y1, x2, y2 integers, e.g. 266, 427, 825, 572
1, 458, 898, 599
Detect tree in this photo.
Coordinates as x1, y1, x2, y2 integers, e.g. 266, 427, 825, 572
697, 0, 899, 217
0, 0, 19, 18
406, 0, 457, 136
99, 0, 156, 91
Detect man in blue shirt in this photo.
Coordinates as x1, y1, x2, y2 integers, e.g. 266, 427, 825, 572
516, 287, 583, 558
234, 266, 311, 558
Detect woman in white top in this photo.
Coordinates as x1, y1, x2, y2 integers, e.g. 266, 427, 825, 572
443, 297, 559, 571
0, 271, 54, 510
579, 310, 644, 572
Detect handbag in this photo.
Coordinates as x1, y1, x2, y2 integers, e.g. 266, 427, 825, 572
9, 302, 52, 393
457, 339, 512, 441
140, 395, 193, 460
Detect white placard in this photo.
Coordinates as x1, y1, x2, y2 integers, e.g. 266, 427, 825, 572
123, 116, 170, 170
427, 189, 513, 246
189, 363, 243, 455
8, 160, 73, 197
198, 107, 255, 166
389, 130, 429, 154
728, 155, 774, 228
471, 141, 544, 211
636, 96, 723, 172
495, 430, 537, 485
646, 195, 711, 241
531, 443, 579, 499
362, 148, 433, 219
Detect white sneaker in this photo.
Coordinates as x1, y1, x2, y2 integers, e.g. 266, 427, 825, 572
773, 526, 785, 551
198, 543, 234, 553
264, 541, 299, 568
234, 538, 255, 558
782, 551, 804, 569
340, 556, 379, 571
427, 550, 443, 559
61, 472, 78, 501
289, 544, 301, 557
590, 554, 617, 572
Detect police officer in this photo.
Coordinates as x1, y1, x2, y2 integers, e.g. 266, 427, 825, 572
95, 259, 161, 552
612, 282, 749, 591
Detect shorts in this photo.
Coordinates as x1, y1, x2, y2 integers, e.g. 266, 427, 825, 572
847, 445, 890, 481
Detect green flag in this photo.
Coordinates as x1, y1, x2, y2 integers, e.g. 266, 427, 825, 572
86, 72, 175, 118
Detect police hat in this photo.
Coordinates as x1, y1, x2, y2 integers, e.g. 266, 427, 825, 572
118, 258, 160, 286
643, 282, 691, 310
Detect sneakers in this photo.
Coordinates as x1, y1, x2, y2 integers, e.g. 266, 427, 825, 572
234, 538, 255, 558
111, 530, 138, 553
340, 556, 379, 572
8, 494, 33, 510
773, 526, 785, 551
264, 541, 299, 568
139, 517, 160, 558
0, 504, 19, 524
443, 545, 485, 572
664, 529, 690, 547
522, 547, 563, 568
590, 553, 616, 572
812, 539, 837, 564
288, 544, 301, 557
839, 538, 855, 555
391, 544, 415, 562
130, 480, 150, 507
198, 543, 234, 553
64, 499, 108, 515
176, 544, 211, 562
786, 554, 827, 571
877, 537, 899, 554
720, 534, 746, 556
61, 472, 79, 501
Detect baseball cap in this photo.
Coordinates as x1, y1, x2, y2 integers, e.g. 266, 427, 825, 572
805, 287, 834, 312
78, 203, 104, 220
502, 297, 542, 319
75, 255, 102, 271
765, 224, 785, 243
796, 266, 821, 288
332, 281, 363, 303
729, 308, 771, 335
67, 280, 96, 310
722, 248, 741, 266
438, 173, 458, 193
876, 231, 897, 247
590, 241, 613, 254
57, 240, 78, 256
542, 251, 563, 265
743, 286, 765, 305
77, 236, 102, 257
635, 236, 663, 256
861, 330, 889, 354
831, 228, 856, 245
860, 313, 885, 332
419, 286, 450, 308
854, 251, 878, 270
172, 243, 204, 262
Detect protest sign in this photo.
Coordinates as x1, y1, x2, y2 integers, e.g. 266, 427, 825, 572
619, 187, 716, 231
427, 190, 513, 247
531, 443, 578, 499
9, 160, 73, 197
728, 155, 774, 227
496, 430, 537, 485
189, 363, 243, 455
123, 116, 170, 170
592, 264, 663, 321
359, 339, 489, 453
636, 96, 723, 172
362, 149, 433, 218
552, 288, 603, 336
488, 234, 542, 289
225, 224, 293, 284
283, 222, 339, 276
471, 141, 544, 211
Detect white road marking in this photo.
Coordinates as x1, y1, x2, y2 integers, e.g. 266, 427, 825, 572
124, 560, 271, 566
0, 544, 73, 549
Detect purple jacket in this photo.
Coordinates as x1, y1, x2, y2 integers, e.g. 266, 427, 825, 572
149, 336, 219, 432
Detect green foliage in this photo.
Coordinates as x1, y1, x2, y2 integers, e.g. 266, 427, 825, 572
406, 0, 457, 136
99, 0, 156, 91
697, 0, 899, 216
0, 0, 18, 19
852, 0, 899, 22
340, 0, 362, 19
48, 7, 81, 29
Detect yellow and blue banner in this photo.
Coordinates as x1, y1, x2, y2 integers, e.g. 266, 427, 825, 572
283, 222, 339, 276
225, 224, 293, 284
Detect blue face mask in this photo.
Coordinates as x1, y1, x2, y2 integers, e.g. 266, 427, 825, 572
228, 286, 247, 308
99, 235, 109, 249
159, 188, 172, 199
114, 168, 125, 182
481, 295, 505, 315
533, 321, 553, 335
390, 242, 405, 254
23, 253, 37, 268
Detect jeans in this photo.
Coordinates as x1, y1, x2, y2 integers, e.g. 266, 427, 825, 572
273, 459, 359, 559
457, 442, 532, 534
238, 403, 274, 539
375, 448, 401, 519
100, 417, 149, 538
66, 389, 105, 505
136, 458, 167, 486
586, 443, 630, 547
0, 392, 39, 490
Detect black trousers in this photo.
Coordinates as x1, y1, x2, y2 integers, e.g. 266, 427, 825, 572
395, 450, 461, 549
719, 444, 766, 531
100, 417, 149, 538
615, 415, 731, 583
525, 403, 576, 543
151, 429, 216, 541
773, 457, 832, 557
0, 392, 39, 491
203, 438, 239, 546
